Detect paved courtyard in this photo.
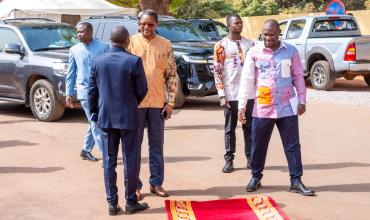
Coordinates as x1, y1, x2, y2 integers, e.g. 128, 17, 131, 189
1, 78, 370, 220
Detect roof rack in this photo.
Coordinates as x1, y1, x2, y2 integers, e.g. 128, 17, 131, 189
88, 15, 137, 20
1, 18, 55, 24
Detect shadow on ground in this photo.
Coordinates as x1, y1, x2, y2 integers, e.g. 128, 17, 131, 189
0, 140, 38, 149
0, 166, 65, 174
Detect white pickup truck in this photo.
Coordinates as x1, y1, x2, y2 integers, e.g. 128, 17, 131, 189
279, 15, 370, 90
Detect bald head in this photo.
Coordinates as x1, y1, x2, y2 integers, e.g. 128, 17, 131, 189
263, 19, 279, 31
110, 26, 130, 48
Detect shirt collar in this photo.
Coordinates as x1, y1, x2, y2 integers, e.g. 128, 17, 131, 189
83, 39, 96, 47
257, 40, 287, 52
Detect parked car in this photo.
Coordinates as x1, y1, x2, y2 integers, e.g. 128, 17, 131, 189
81, 15, 217, 107
186, 18, 229, 42
278, 15, 370, 90
0, 18, 79, 121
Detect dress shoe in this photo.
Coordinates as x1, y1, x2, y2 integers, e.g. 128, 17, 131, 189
108, 204, 121, 216
150, 185, 169, 197
136, 189, 143, 201
222, 161, 234, 173
246, 177, 262, 192
125, 202, 149, 214
290, 180, 315, 196
80, 150, 98, 162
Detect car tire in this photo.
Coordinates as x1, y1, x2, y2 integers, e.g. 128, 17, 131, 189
310, 60, 336, 90
364, 76, 370, 86
30, 79, 65, 122
174, 74, 186, 108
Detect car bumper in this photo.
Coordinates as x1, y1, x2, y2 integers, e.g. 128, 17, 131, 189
349, 63, 370, 73
186, 63, 217, 96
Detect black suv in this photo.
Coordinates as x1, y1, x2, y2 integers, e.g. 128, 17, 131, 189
186, 18, 229, 42
81, 15, 217, 107
0, 18, 78, 121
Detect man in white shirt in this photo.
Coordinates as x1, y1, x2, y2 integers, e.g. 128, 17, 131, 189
213, 14, 254, 173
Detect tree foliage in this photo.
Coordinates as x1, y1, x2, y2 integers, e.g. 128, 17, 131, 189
171, 0, 235, 18
108, 0, 369, 17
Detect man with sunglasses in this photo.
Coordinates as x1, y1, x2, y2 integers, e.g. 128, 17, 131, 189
128, 9, 177, 199
214, 14, 254, 173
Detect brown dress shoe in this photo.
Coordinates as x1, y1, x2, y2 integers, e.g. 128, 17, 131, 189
136, 189, 143, 201
150, 185, 169, 197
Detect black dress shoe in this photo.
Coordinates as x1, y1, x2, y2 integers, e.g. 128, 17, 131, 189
108, 204, 121, 216
246, 177, 262, 192
80, 150, 98, 162
222, 161, 234, 173
125, 202, 149, 214
290, 180, 315, 196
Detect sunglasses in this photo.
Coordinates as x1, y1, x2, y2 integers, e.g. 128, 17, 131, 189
139, 23, 155, 27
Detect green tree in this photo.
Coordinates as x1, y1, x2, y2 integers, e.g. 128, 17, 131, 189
171, 0, 235, 18
234, 0, 279, 16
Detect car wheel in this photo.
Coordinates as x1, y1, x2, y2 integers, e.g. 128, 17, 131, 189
30, 79, 65, 121
364, 76, 370, 86
174, 74, 186, 108
310, 60, 336, 90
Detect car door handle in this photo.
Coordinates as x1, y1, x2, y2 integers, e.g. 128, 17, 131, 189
295, 42, 302, 45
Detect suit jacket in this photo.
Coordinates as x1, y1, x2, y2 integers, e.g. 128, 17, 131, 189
88, 47, 148, 130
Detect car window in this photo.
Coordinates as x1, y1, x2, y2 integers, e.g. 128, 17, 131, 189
201, 23, 218, 38
215, 22, 229, 38
89, 21, 100, 38
20, 25, 78, 51
313, 19, 358, 32
286, 20, 306, 39
102, 22, 120, 42
0, 28, 22, 52
157, 22, 209, 42
279, 21, 288, 35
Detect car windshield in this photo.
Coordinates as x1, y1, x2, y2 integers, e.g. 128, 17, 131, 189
20, 25, 79, 51
157, 21, 209, 42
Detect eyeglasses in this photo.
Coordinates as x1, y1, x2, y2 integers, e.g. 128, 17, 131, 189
139, 22, 155, 28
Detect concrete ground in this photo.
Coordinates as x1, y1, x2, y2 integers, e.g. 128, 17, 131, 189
0, 79, 369, 220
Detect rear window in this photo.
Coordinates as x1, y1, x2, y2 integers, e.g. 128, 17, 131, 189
313, 19, 358, 32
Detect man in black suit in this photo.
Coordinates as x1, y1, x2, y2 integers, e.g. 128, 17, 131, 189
88, 26, 149, 216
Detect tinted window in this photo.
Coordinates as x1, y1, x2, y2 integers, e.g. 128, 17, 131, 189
200, 23, 218, 38
313, 19, 358, 32
0, 28, 21, 52
279, 21, 288, 35
215, 22, 229, 38
286, 20, 306, 39
157, 22, 209, 42
102, 22, 120, 42
20, 25, 78, 51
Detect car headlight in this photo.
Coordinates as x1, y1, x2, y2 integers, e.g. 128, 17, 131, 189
181, 55, 208, 64
53, 63, 69, 75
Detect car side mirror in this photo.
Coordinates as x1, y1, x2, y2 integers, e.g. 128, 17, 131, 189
4, 43, 24, 55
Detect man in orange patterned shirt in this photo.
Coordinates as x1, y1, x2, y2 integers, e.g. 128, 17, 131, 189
128, 9, 177, 199
214, 14, 254, 173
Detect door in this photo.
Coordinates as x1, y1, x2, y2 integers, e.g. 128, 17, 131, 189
283, 19, 307, 66
0, 28, 24, 98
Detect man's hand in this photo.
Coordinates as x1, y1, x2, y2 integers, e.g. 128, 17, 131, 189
220, 97, 230, 108
65, 96, 74, 108
238, 107, 247, 124
162, 104, 173, 120
297, 104, 306, 116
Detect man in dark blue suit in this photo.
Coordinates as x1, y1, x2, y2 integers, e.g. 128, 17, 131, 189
88, 26, 149, 216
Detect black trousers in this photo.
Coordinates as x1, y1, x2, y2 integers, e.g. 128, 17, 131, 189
224, 99, 254, 162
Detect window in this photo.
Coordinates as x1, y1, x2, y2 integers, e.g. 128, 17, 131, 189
89, 21, 100, 38
313, 19, 358, 32
286, 20, 306, 39
0, 28, 21, 52
200, 23, 218, 39
157, 22, 209, 42
279, 22, 288, 35
102, 22, 120, 42
215, 22, 229, 38
20, 25, 78, 51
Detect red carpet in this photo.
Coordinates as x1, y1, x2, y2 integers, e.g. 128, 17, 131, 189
165, 196, 289, 220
